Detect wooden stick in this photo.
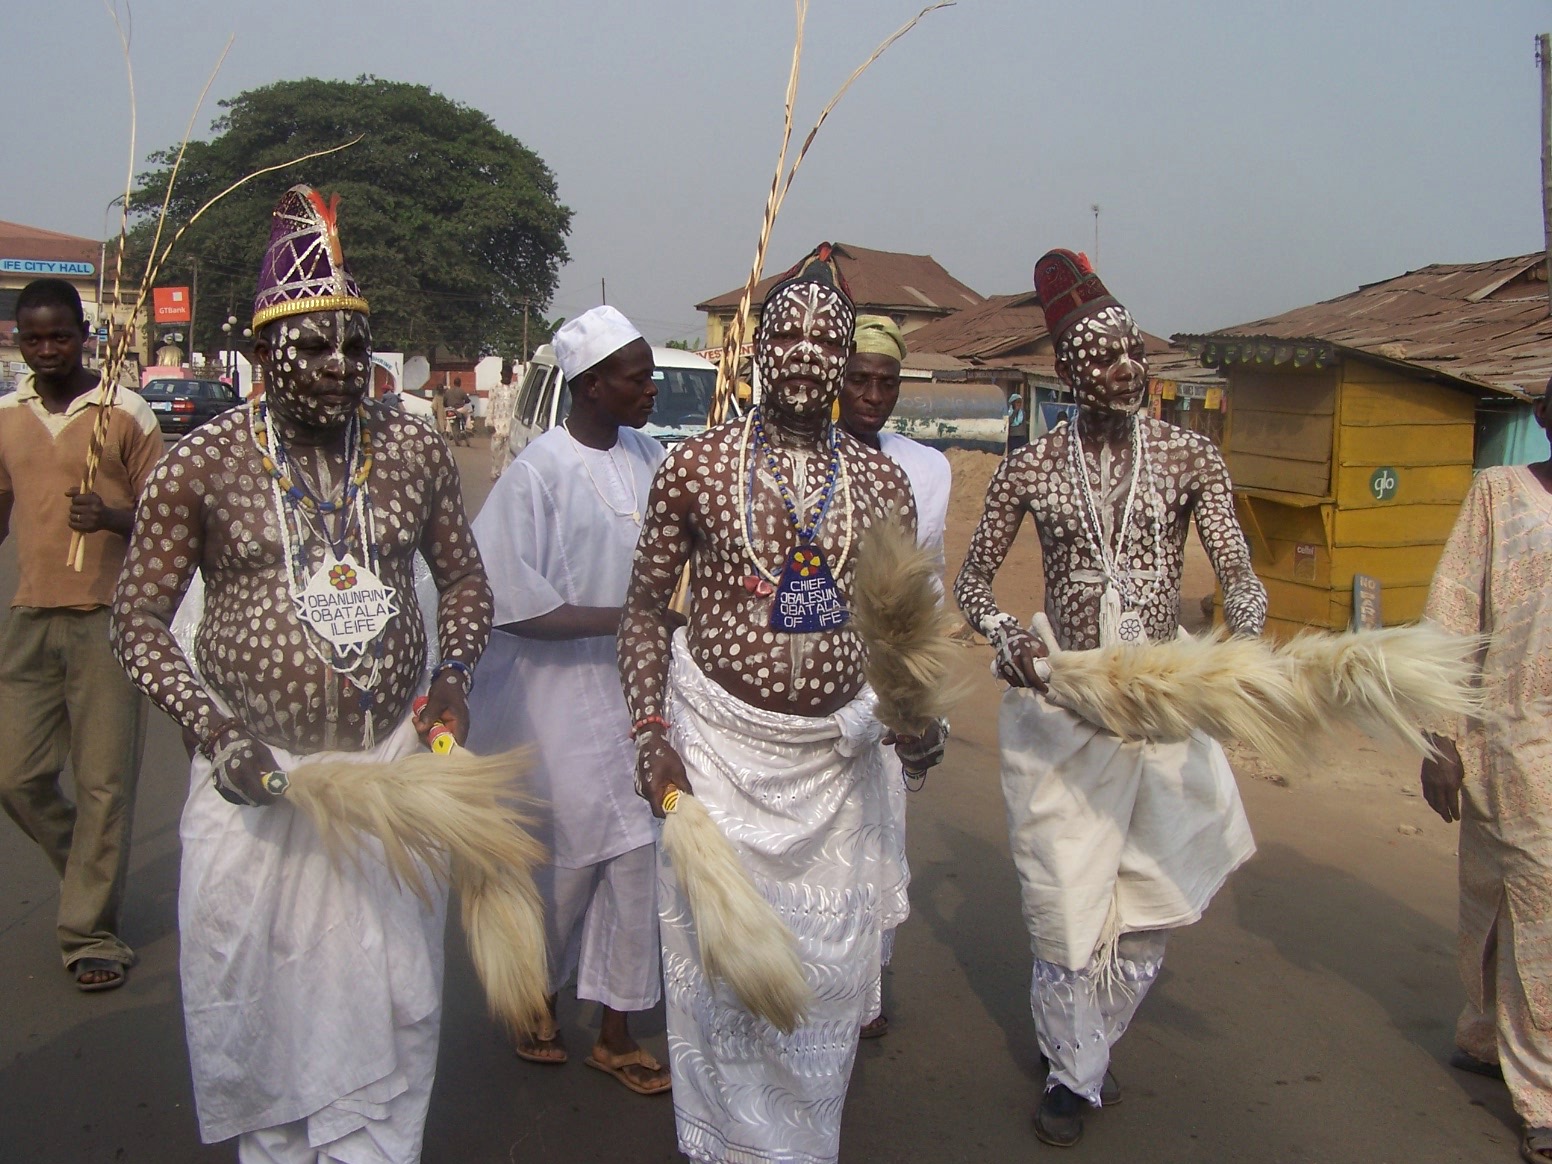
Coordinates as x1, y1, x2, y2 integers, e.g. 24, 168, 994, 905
710, 0, 807, 426
708, 2, 954, 425
71, 11, 361, 567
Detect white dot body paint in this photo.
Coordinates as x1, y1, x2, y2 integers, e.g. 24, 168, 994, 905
619, 277, 918, 725
110, 307, 494, 755
955, 304, 1266, 652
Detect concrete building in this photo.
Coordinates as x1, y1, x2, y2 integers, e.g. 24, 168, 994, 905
0, 219, 141, 391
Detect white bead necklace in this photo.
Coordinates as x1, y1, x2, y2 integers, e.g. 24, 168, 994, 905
1068, 413, 1163, 631
254, 405, 388, 694
735, 410, 855, 586
562, 418, 641, 524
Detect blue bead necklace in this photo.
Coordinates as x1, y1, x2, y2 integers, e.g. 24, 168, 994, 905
744, 407, 851, 632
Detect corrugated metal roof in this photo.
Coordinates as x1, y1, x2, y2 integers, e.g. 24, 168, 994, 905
903, 289, 1173, 365
1177, 253, 1552, 398
696, 243, 983, 316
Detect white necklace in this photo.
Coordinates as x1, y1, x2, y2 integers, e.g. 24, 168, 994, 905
563, 419, 640, 524
735, 410, 855, 586
1068, 413, 1159, 644
253, 406, 390, 697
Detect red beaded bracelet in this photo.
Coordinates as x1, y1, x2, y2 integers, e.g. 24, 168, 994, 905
198, 716, 245, 761
630, 714, 669, 740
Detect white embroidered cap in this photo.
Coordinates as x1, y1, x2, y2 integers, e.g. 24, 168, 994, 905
553, 305, 644, 381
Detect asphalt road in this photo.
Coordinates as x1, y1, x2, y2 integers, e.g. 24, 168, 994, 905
0, 434, 1525, 1163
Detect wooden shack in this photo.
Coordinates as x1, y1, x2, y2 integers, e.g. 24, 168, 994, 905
1184, 341, 1478, 635
1179, 254, 1552, 636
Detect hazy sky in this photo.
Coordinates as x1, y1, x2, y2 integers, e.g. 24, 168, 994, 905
3, 1, 1547, 343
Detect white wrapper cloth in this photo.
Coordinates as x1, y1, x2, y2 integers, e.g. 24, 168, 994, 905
659, 629, 905, 1164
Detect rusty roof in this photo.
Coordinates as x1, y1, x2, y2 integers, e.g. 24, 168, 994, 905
696, 243, 984, 316
901, 292, 1050, 360
1177, 253, 1552, 398
904, 289, 1172, 366
0, 220, 103, 266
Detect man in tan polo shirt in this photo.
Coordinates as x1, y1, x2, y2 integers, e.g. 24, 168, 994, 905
0, 278, 162, 991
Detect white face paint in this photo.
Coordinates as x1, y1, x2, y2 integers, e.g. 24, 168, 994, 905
1057, 306, 1149, 417
754, 282, 855, 419
263, 309, 372, 430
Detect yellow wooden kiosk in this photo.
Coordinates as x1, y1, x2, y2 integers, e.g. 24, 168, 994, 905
1178, 255, 1552, 636
1183, 341, 1478, 635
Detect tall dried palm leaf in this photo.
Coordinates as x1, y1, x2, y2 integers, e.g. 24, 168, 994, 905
70, 4, 359, 569
708, 2, 955, 424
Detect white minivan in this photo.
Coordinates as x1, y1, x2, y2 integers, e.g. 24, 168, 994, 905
505, 343, 735, 458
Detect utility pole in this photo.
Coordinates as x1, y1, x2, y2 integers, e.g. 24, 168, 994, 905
1092, 204, 1101, 266
1540, 34, 1552, 315
522, 302, 530, 361
600, 277, 607, 306
189, 258, 200, 362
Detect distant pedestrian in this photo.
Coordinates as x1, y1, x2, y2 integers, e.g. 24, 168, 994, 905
432, 379, 448, 436
489, 359, 517, 480
0, 278, 162, 992
1422, 385, 1552, 1164
446, 375, 471, 446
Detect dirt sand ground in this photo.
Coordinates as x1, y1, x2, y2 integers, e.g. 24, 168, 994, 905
0, 437, 1520, 1163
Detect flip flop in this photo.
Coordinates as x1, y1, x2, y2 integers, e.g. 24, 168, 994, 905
514, 1015, 567, 1065
860, 1014, 890, 1039
584, 1046, 672, 1096
72, 958, 127, 993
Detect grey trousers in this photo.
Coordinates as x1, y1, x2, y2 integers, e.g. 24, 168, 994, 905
0, 606, 146, 968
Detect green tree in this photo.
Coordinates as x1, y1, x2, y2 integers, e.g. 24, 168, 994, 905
126, 76, 571, 358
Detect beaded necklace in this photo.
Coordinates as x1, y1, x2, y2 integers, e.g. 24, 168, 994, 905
561, 418, 641, 524
737, 408, 855, 585
1067, 412, 1164, 638
251, 398, 374, 514
250, 399, 390, 742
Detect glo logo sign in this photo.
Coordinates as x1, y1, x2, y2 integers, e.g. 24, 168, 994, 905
1368, 466, 1399, 502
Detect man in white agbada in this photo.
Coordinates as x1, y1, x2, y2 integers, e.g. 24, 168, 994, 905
618, 247, 937, 1164
838, 313, 952, 1038
108, 184, 494, 1163
487, 358, 518, 481
954, 249, 1266, 1147
468, 305, 671, 1096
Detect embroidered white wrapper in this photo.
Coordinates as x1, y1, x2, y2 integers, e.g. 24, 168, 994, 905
658, 628, 904, 1164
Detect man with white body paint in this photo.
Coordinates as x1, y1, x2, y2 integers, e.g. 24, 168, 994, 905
111, 185, 493, 1163
954, 249, 1267, 1148
837, 313, 951, 1038
468, 306, 670, 1096
618, 245, 942, 1164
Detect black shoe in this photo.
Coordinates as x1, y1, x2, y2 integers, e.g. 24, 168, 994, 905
1034, 1084, 1084, 1147
1098, 1069, 1121, 1106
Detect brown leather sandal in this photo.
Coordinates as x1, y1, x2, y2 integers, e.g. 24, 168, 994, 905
514, 1014, 567, 1064
584, 1045, 671, 1096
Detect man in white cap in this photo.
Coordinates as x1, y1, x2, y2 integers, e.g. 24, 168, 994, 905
838, 314, 952, 1039
467, 305, 671, 1096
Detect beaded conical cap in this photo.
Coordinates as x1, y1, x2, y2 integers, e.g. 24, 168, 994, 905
252, 184, 370, 330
